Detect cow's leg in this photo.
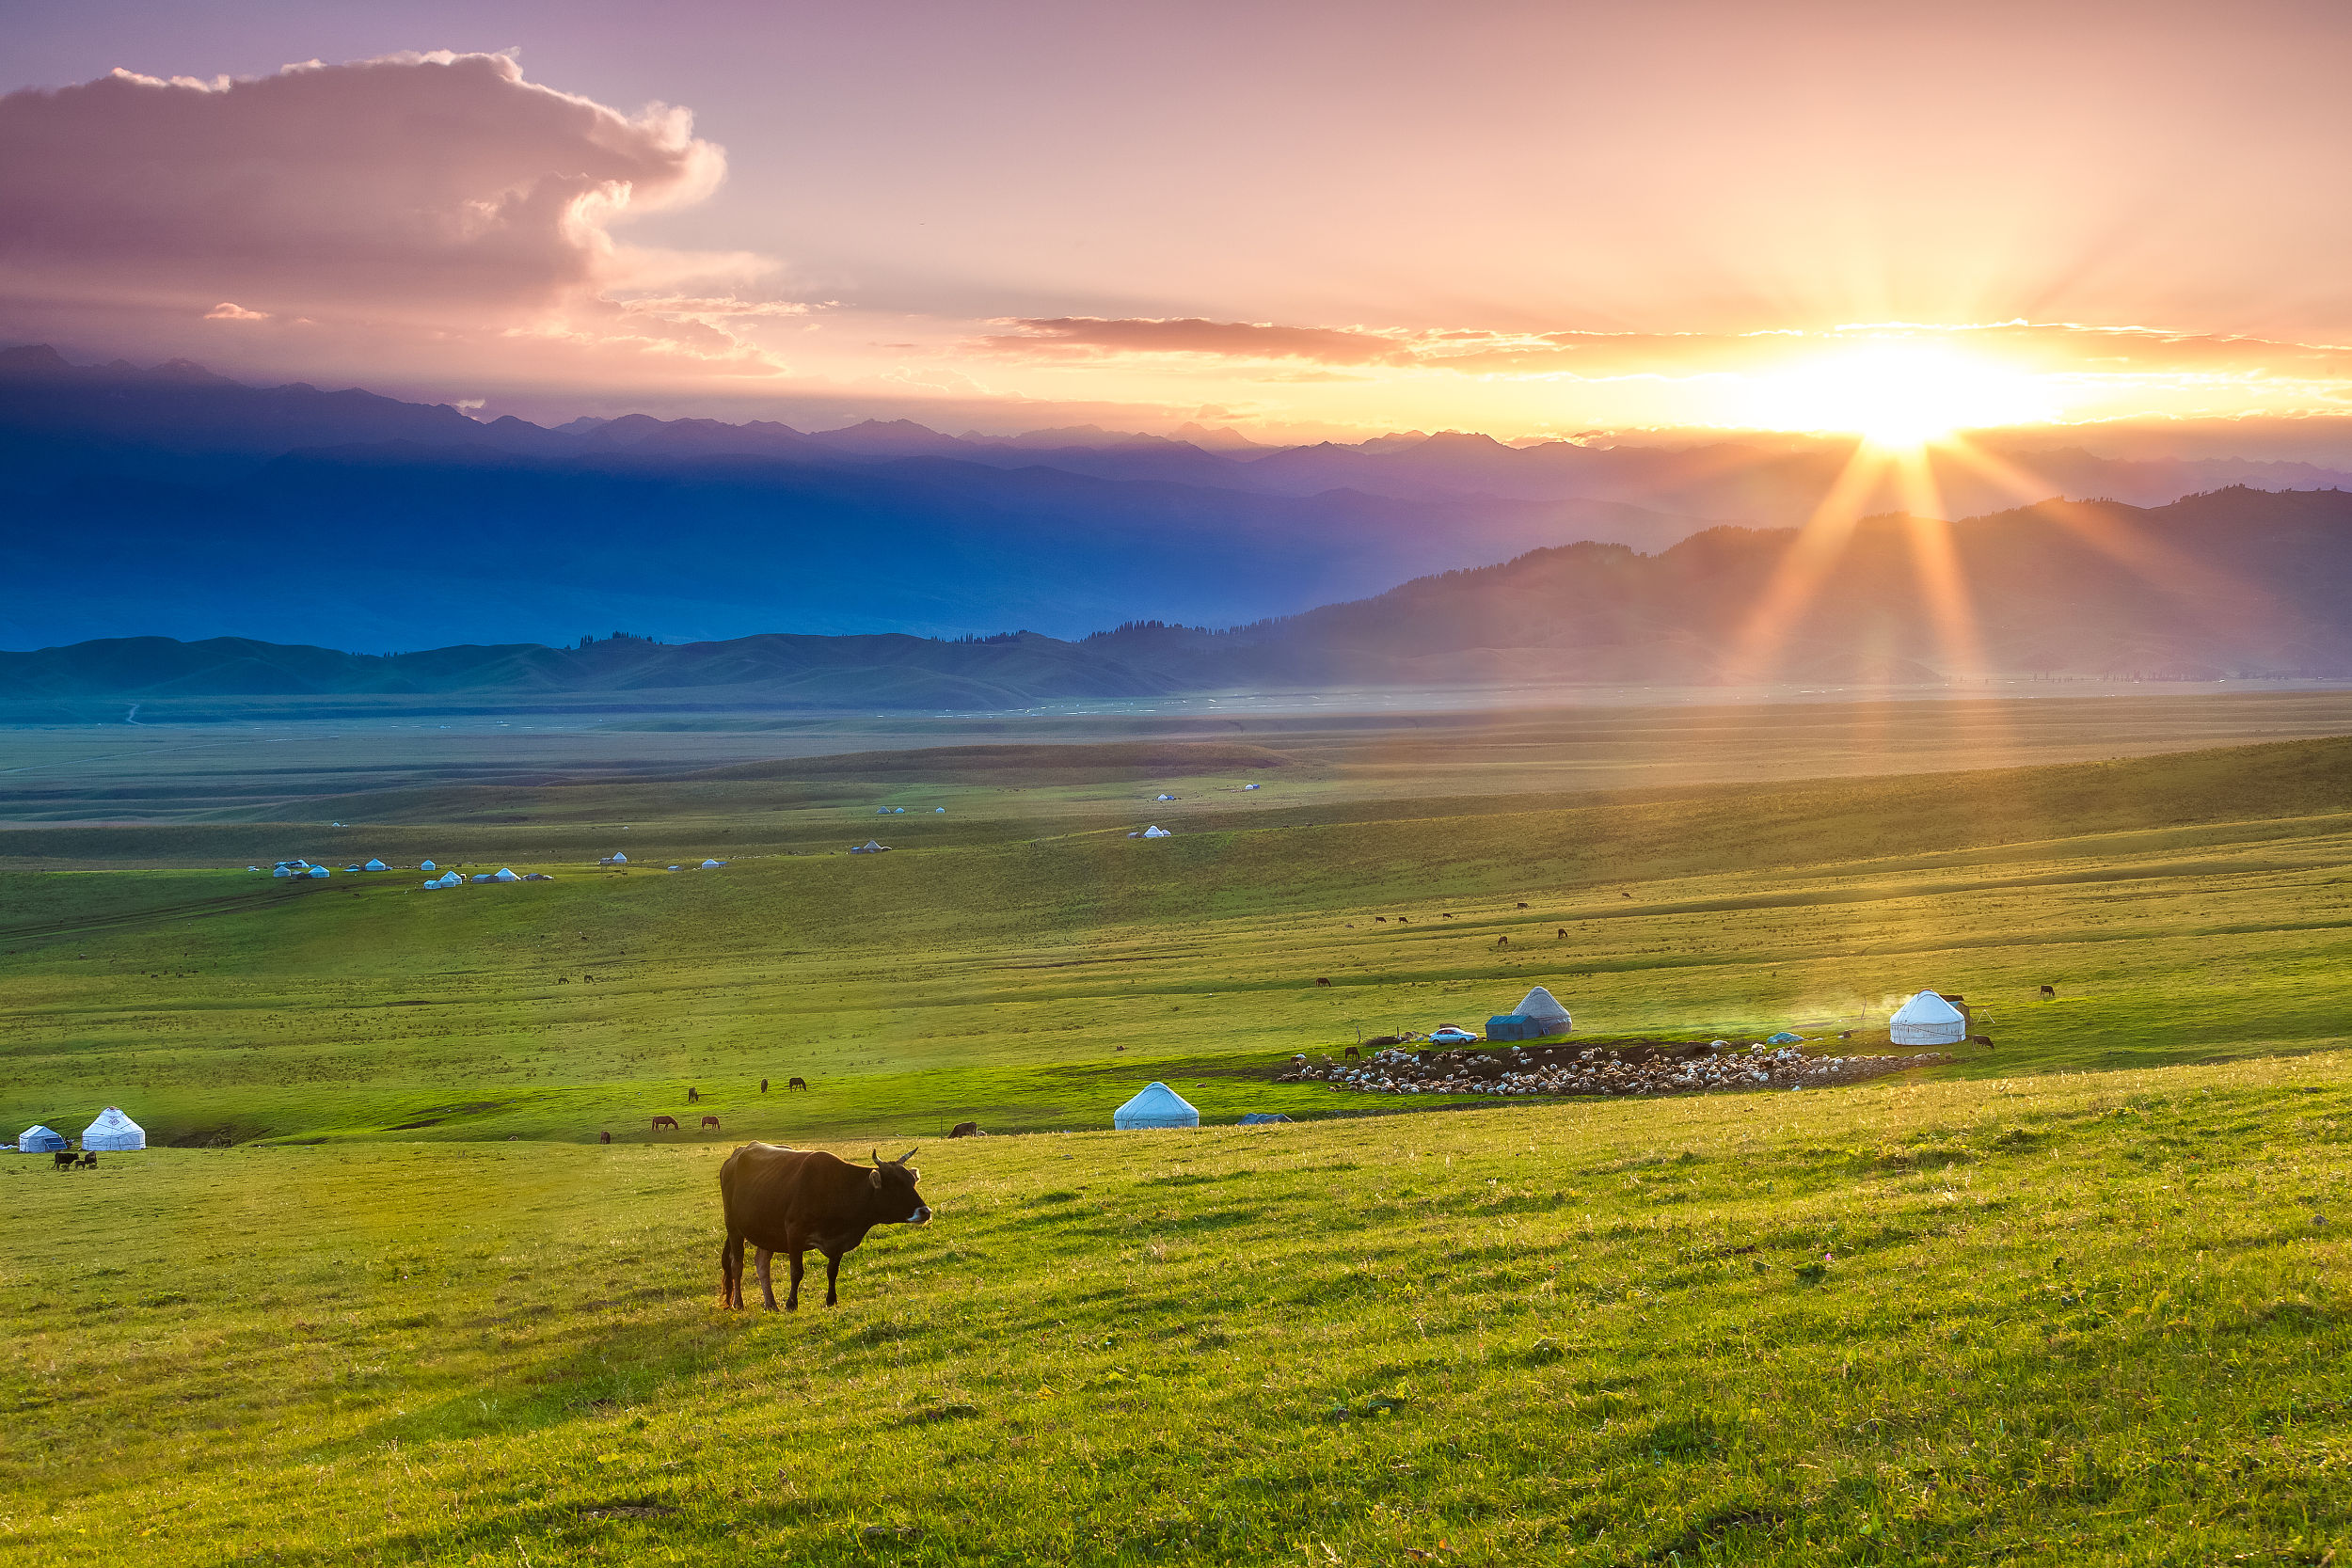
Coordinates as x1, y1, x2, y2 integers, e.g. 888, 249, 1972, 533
824, 1251, 843, 1307
755, 1247, 779, 1311
786, 1251, 805, 1311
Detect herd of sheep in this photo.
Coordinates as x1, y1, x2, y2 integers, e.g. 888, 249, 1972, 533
1280, 1041, 1948, 1099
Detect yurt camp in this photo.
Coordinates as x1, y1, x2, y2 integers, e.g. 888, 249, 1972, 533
1113, 1083, 1200, 1129
1890, 990, 1967, 1046
82, 1107, 145, 1151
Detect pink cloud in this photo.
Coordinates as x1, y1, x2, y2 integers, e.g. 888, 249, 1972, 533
0, 53, 785, 378
982, 316, 1416, 366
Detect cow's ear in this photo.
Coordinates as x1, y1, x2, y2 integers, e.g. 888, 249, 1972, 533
869, 1166, 882, 1188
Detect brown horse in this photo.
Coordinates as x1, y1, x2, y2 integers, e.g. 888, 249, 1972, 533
652, 1115, 679, 1131
702, 1115, 722, 1130
787, 1076, 808, 1090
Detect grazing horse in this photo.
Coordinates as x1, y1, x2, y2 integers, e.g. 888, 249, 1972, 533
599, 1131, 612, 1144
787, 1076, 808, 1091
1343, 1045, 1361, 1059
688, 1087, 700, 1103
702, 1116, 722, 1130
1556, 927, 1566, 938
652, 1115, 679, 1131
1495, 935, 1509, 948
2039, 985, 2058, 999
1314, 976, 1331, 987
718, 1146, 931, 1310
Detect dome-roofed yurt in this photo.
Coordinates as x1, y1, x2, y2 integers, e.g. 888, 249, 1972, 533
82, 1106, 145, 1151
363, 859, 388, 872
17, 1124, 66, 1153
1889, 990, 1966, 1046
1113, 1082, 1200, 1130
1514, 986, 1573, 1035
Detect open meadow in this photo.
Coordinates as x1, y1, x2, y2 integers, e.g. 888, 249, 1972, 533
3, 693, 2350, 1563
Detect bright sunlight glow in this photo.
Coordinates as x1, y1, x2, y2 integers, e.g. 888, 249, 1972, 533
1733, 341, 2058, 448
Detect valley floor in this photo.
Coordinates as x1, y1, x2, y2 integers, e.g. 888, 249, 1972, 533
1, 694, 2348, 1561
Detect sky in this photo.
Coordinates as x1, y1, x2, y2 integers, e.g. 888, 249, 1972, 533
8, 0, 2352, 444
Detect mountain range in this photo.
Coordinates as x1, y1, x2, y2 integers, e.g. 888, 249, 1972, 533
9, 343, 2352, 656
9, 487, 2350, 715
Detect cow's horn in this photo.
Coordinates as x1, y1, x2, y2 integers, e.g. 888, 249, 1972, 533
896, 1147, 919, 1164
870, 1148, 883, 1166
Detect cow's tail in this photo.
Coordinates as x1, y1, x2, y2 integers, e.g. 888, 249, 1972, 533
720, 1228, 744, 1308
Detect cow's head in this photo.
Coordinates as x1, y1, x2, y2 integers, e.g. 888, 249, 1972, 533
869, 1148, 931, 1225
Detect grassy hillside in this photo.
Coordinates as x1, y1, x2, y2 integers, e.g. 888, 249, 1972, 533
3, 737, 2346, 1148
6, 1055, 2348, 1565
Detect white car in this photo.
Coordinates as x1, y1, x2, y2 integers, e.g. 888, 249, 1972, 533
1427, 1026, 1480, 1046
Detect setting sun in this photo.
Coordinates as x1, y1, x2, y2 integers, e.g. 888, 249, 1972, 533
1734, 340, 2058, 447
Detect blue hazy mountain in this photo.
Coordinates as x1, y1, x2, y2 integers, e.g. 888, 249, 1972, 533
9, 344, 2349, 655
10, 488, 2351, 717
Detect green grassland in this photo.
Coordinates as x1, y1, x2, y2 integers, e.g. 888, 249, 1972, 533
3, 708, 2350, 1562
4, 734, 2350, 1147
5, 1057, 2350, 1565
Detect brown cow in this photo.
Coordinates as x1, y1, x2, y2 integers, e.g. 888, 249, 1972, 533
718, 1145, 931, 1310
652, 1115, 679, 1131
702, 1115, 722, 1130
599, 1131, 612, 1145
948, 1120, 979, 1138
787, 1076, 808, 1091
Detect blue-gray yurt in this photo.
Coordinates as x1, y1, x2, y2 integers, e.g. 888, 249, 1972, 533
1113, 1082, 1200, 1130
17, 1124, 66, 1153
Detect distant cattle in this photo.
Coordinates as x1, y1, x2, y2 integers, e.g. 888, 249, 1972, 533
1970, 1036, 1994, 1049
1621, 892, 1632, 899
1838, 1031, 1854, 1041
761, 1078, 770, 1093
718, 1145, 931, 1311
599, 1131, 612, 1144
1314, 977, 1331, 987
702, 1116, 722, 1130
787, 1076, 808, 1091
1375, 917, 1387, 923
688, 1087, 700, 1103
1343, 1045, 1361, 1060
1517, 902, 1528, 909
948, 1121, 979, 1138
1556, 927, 1566, 938
2039, 985, 2058, 999
52, 1149, 75, 1169
1495, 935, 1509, 948
652, 1115, 679, 1132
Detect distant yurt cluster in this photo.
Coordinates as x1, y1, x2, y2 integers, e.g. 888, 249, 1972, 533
16, 1107, 144, 1153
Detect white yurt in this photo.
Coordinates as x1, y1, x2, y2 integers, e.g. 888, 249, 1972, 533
1890, 990, 1966, 1046
419, 860, 437, 872
1114, 1082, 1200, 1130
17, 1124, 66, 1153
1141, 825, 1172, 838
363, 858, 388, 872
82, 1106, 145, 1151
306, 866, 330, 879
492, 867, 521, 882
1514, 986, 1574, 1035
